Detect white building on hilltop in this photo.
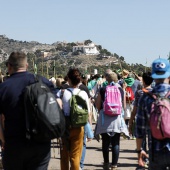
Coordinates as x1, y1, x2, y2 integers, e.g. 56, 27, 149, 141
72, 43, 100, 55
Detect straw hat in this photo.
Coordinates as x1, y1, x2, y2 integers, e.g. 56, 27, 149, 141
122, 69, 129, 78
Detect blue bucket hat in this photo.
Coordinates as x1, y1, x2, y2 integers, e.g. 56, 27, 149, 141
151, 58, 170, 79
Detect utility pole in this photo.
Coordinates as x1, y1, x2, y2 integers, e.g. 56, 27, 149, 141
41, 55, 44, 76
32, 58, 35, 73
118, 58, 122, 72
53, 60, 56, 77
46, 62, 49, 79
145, 58, 147, 72
168, 52, 170, 62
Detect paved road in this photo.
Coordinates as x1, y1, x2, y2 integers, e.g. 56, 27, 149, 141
48, 137, 139, 170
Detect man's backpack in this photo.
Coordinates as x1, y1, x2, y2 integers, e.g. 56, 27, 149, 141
103, 85, 122, 116
23, 75, 65, 142
125, 86, 135, 102
149, 91, 170, 140
67, 89, 88, 127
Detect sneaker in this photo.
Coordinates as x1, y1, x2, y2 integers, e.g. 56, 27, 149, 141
122, 133, 130, 140
103, 163, 110, 170
111, 165, 117, 170
144, 158, 149, 165
136, 166, 145, 170
144, 164, 148, 169
131, 136, 136, 140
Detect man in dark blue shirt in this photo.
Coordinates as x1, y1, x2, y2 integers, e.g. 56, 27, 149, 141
0, 52, 55, 170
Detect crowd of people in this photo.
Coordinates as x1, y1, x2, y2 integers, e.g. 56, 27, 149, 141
0, 51, 170, 170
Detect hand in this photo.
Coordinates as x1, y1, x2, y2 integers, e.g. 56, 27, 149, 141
123, 82, 127, 90
1, 139, 5, 150
128, 123, 133, 135
128, 118, 134, 135
91, 99, 95, 103
138, 150, 149, 167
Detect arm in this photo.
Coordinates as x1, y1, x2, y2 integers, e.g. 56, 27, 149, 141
132, 71, 142, 81
129, 90, 143, 134
136, 96, 148, 166
88, 98, 92, 125
128, 106, 137, 134
56, 98, 62, 109
122, 82, 127, 111
95, 93, 102, 112
123, 90, 126, 110
0, 116, 5, 150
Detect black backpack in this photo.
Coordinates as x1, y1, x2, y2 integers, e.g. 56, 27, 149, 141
23, 75, 65, 142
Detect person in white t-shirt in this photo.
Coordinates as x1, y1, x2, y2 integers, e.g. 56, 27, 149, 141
58, 68, 91, 170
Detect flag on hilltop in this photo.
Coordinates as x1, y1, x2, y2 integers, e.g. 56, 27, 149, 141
53, 60, 55, 70
85, 70, 88, 74
168, 52, 170, 61
34, 64, 37, 74
116, 69, 121, 74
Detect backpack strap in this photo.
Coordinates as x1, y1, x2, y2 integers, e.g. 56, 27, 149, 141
33, 74, 42, 84
67, 88, 73, 95
148, 91, 170, 100
146, 91, 157, 100
60, 89, 65, 99
67, 88, 81, 96
77, 83, 82, 88
24, 92, 31, 140
77, 89, 82, 95
165, 91, 170, 98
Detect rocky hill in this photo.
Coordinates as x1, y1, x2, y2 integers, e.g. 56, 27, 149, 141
0, 35, 56, 62
0, 35, 118, 67
0, 35, 147, 76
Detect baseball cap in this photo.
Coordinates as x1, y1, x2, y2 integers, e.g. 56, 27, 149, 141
151, 58, 170, 79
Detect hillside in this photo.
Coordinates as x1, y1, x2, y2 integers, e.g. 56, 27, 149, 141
0, 35, 148, 76
0, 35, 55, 60
0, 35, 118, 67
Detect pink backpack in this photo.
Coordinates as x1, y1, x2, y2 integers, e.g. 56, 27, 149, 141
149, 91, 170, 140
103, 85, 122, 116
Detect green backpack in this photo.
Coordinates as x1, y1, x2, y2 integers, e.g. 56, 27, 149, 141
67, 89, 88, 127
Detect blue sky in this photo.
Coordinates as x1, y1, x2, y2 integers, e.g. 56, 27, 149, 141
1, 0, 170, 66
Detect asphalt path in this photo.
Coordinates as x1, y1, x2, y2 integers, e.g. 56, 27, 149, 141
48, 136, 140, 170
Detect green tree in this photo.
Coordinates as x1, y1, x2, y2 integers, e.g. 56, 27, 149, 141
49, 48, 56, 53
84, 39, 92, 45
100, 49, 111, 56
56, 44, 63, 51
96, 45, 102, 51
119, 56, 124, 61
114, 53, 119, 59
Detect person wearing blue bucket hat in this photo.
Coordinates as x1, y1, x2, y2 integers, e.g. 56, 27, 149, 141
136, 58, 170, 170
